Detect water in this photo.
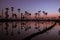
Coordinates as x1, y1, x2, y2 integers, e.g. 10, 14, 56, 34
0, 21, 60, 40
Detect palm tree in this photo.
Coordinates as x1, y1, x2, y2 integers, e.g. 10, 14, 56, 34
5, 8, 9, 11
45, 12, 48, 19
5, 8, 9, 19
25, 11, 28, 15
58, 8, 60, 13
38, 10, 41, 19
28, 13, 31, 20
35, 13, 38, 19
2, 9, 3, 18
11, 7, 14, 18
58, 8, 60, 19
25, 11, 31, 20
21, 13, 24, 20
18, 8, 21, 19
42, 11, 45, 14
43, 11, 48, 19
25, 11, 28, 19
42, 11, 46, 19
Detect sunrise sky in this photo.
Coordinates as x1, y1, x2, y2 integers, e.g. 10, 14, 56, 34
0, 0, 60, 17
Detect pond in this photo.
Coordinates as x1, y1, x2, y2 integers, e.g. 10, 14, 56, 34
0, 21, 60, 40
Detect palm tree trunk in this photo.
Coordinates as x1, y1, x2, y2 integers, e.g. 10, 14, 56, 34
2, 9, 3, 19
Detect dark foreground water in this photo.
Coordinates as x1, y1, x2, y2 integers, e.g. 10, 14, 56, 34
0, 21, 60, 40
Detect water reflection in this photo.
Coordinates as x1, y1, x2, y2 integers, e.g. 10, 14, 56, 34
0, 21, 60, 40
5, 22, 9, 35
23, 22, 56, 40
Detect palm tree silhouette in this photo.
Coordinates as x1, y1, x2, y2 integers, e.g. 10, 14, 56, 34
25, 11, 29, 19
42, 11, 45, 14
18, 8, 21, 13
35, 13, 36, 19
45, 12, 48, 19
58, 8, 60, 19
38, 10, 41, 19
11, 7, 14, 18
2, 9, 3, 18
29, 13, 31, 20
58, 8, 60, 13
18, 8, 21, 19
5, 8, 9, 19
35, 13, 38, 20
35, 11, 41, 20
42, 11, 46, 19
21, 13, 25, 20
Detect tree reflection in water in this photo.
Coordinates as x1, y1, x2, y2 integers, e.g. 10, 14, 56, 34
23, 22, 56, 40
5, 22, 9, 35
0, 21, 60, 40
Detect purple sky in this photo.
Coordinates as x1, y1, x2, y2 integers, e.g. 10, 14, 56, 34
0, 0, 60, 16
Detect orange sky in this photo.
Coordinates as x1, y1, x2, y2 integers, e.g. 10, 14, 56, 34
0, 12, 60, 18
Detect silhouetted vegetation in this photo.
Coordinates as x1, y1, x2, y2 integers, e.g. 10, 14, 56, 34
0, 7, 60, 22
